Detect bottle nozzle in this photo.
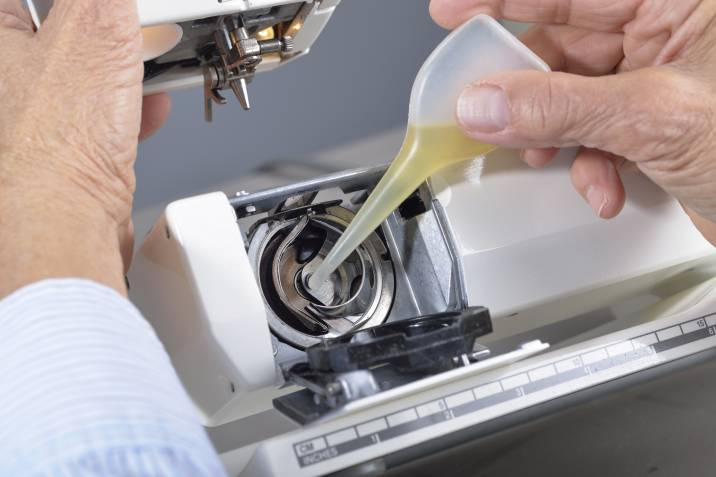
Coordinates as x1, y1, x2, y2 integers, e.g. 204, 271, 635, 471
306, 269, 328, 292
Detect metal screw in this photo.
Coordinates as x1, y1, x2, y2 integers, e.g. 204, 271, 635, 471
282, 36, 295, 53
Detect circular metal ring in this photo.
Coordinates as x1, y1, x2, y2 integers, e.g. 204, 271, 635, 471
247, 205, 395, 349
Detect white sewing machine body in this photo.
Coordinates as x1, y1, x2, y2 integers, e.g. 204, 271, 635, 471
129, 145, 716, 477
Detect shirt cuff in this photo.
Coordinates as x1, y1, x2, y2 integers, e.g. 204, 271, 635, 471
0, 279, 227, 476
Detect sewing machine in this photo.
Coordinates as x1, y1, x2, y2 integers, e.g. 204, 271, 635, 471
25, 0, 716, 474
25, 0, 339, 120
128, 141, 716, 477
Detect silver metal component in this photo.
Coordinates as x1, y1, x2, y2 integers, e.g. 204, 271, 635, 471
453, 345, 491, 367
231, 165, 389, 216
381, 204, 465, 320
230, 77, 251, 110
289, 370, 380, 409
471, 344, 491, 361
335, 371, 381, 403
282, 36, 295, 53
238, 166, 468, 367
200, 14, 298, 119
275, 191, 319, 214
271, 336, 279, 357
235, 29, 262, 62
248, 204, 395, 349
203, 65, 228, 122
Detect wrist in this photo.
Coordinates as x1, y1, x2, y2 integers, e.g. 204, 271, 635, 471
684, 207, 716, 247
0, 181, 127, 297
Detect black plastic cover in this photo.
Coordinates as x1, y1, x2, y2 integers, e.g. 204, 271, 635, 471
275, 307, 493, 424
306, 307, 493, 373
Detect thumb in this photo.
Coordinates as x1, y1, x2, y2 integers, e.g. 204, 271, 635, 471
456, 68, 699, 163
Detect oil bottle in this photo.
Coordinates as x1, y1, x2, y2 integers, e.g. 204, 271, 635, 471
308, 15, 549, 290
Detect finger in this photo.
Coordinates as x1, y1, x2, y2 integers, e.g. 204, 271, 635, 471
118, 218, 134, 273
40, 0, 141, 53
570, 148, 625, 219
617, 0, 711, 72
683, 206, 716, 246
521, 24, 624, 75
139, 94, 172, 142
455, 67, 696, 162
0, 0, 34, 32
520, 147, 559, 168
429, 0, 639, 32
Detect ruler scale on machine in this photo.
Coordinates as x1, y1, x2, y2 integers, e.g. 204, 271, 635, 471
289, 310, 716, 470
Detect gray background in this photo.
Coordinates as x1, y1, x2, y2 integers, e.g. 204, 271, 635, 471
135, 0, 447, 210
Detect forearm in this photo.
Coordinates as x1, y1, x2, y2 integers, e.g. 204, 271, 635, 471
0, 183, 126, 297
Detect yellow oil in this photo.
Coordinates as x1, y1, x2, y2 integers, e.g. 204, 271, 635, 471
398, 123, 496, 169
308, 123, 496, 289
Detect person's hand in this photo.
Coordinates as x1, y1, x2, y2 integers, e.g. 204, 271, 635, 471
430, 0, 716, 243
0, 0, 171, 296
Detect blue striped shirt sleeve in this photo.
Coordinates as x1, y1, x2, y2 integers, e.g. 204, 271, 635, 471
0, 279, 228, 477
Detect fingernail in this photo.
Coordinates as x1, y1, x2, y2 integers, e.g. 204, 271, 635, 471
586, 186, 609, 218
457, 84, 509, 133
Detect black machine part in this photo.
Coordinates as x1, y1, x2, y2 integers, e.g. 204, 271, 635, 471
307, 307, 493, 373
275, 307, 493, 424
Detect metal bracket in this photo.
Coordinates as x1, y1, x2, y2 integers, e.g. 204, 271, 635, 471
201, 14, 295, 121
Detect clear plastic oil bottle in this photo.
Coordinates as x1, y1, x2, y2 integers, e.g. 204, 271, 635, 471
308, 15, 549, 290
308, 124, 496, 289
